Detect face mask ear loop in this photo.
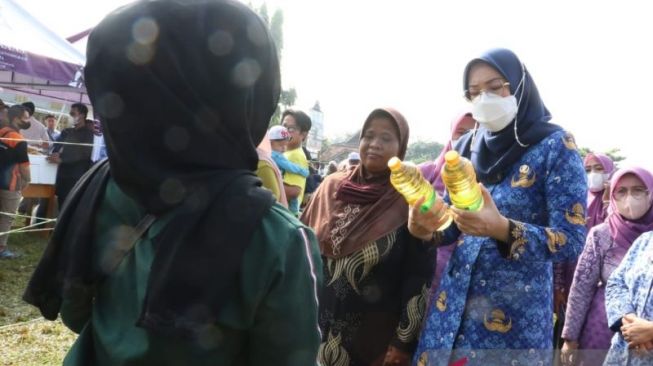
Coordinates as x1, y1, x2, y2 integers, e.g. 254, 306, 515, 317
514, 62, 529, 148
470, 121, 480, 148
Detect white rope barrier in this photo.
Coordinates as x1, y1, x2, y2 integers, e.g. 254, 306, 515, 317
0, 210, 56, 221
0, 218, 57, 237
0, 136, 102, 148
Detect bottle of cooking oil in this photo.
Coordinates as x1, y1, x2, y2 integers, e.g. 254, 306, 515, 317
440, 150, 484, 211
388, 157, 452, 230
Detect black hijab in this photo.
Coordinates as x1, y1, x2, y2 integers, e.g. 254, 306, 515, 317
24, 0, 279, 338
457, 48, 562, 184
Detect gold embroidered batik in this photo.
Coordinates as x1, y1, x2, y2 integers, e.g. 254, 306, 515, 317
511, 165, 536, 188
326, 232, 396, 294
483, 308, 513, 333
565, 203, 586, 226
436, 290, 447, 312
329, 204, 362, 256
562, 132, 578, 150
545, 228, 567, 253
509, 221, 528, 258
317, 331, 350, 366
397, 285, 429, 343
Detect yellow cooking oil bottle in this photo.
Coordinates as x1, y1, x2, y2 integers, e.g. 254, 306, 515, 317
387, 157, 452, 230
440, 150, 484, 211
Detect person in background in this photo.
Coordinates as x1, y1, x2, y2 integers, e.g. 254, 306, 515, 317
337, 158, 348, 172
419, 112, 476, 196
282, 109, 312, 215
90, 119, 108, 163
20, 101, 50, 152
347, 151, 361, 169
256, 133, 288, 207
47, 103, 94, 209
409, 48, 586, 365
604, 228, 653, 365
302, 107, 435, 366
0, 99, 8, 123
0, 105, 31, 259
45, 114, 61, 142
561, 167, 653, 365
326, 160, 339, 175
17, 102, 50, 217
585, 153, 615, 228
302, 162, 323, 207
24, 1, 322, 365
34, 114, 62, 222
553, 151, 617, 322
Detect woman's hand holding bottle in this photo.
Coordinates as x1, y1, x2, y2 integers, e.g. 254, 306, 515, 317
451, 184, 510, 242
408, 195, 450, 241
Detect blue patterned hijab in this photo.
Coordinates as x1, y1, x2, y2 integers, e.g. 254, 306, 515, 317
457, 48, 562, 184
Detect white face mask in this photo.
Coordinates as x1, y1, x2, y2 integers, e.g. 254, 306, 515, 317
471, 92, 518, 132
587, 172, 608, 192
616, 195, 652, 220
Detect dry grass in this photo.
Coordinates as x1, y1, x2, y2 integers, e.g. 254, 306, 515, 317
0, 319, 75, 365
0, 233, 76, 365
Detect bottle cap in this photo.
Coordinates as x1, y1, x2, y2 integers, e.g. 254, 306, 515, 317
387, 157, 402, 171
444, 150, 460, 165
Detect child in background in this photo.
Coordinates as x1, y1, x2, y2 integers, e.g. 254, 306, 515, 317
268, 125, 309, 178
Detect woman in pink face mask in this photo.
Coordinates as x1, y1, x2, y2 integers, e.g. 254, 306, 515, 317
554, 153, 616, 318
561, 167, 653, 366
584, 153, 615, 229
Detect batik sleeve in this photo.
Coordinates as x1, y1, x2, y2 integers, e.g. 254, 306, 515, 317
501, 136, 587, 263
605, 234, 648, 332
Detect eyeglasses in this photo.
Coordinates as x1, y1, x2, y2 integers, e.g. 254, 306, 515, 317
613, 186, 650, 201
284, 126, 298, 133
464, 78, 510, 101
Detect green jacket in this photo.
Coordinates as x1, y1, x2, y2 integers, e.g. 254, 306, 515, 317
61, 179, 323, 366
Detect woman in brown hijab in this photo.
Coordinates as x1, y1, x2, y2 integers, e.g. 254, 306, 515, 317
302, 108, 436, 366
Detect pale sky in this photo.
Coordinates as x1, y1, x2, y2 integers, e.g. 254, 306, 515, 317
16, 0, 653, 170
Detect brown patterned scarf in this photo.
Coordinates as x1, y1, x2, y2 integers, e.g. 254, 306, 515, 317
301, 108, 410, 258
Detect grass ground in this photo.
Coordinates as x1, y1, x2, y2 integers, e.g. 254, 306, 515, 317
0, 233, 75, 365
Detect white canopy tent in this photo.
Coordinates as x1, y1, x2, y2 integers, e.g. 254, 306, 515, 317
0, 0, 88, 109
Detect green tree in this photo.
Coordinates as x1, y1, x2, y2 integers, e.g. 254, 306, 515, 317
405, 141, 445, 164
251, 4, 295, 126
270, 9, 283, 54
578, 147, 626, 168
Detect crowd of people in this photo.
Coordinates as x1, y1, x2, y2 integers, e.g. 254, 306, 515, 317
0, 99, 105, 259
0, 0, 649, 365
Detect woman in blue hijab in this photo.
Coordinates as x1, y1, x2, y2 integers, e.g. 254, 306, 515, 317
408, 48, 587, 365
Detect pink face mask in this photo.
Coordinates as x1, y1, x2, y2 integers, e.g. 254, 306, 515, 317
616, 195, 652, 220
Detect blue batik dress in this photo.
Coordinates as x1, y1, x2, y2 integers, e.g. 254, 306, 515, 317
604, 231, 653, 366
415, 130, 587, 366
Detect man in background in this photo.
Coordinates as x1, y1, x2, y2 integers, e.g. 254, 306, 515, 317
20, 101, 50, 152
0, 105, 31, 259
0, 99, 7, 123
45, 114, 60, 143
281, 109, 312, 216
47, 103, 94, 208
